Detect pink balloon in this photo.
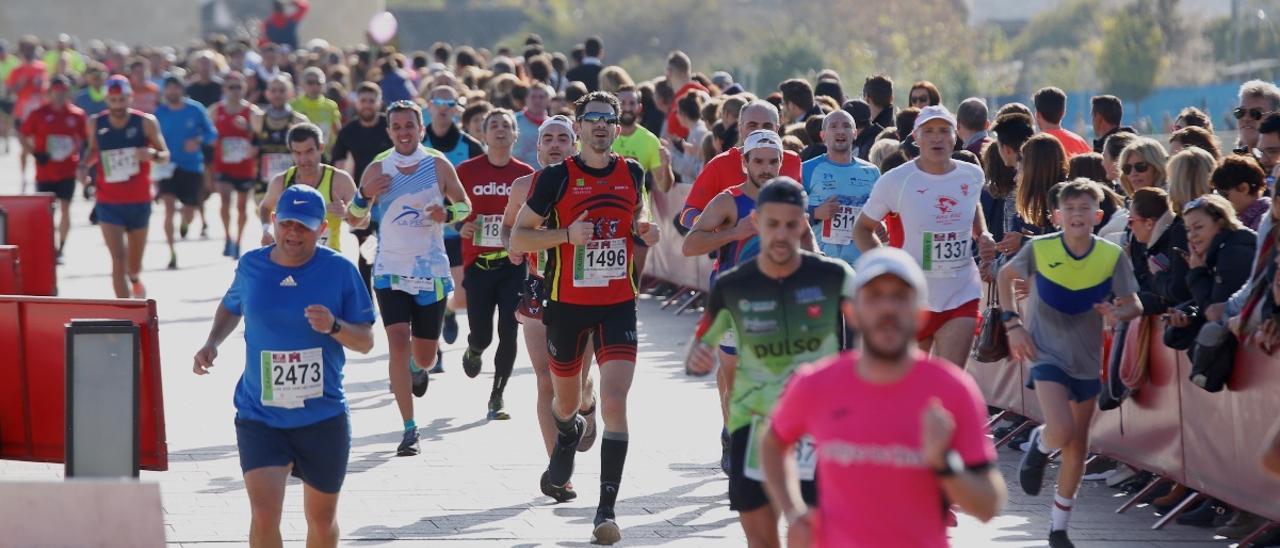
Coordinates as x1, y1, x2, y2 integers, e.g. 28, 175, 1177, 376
368, 12, 398, 44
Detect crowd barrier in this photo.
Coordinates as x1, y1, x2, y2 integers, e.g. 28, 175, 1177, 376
970, 316, 1280, 525
0, 194, 57, 296
0, 245, 21, 294
643, 183, 714, 293
0, 296, 167, 471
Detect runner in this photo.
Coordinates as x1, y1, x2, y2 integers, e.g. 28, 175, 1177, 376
126, 57, 160, 114
20, 74, 86, 262
331, 81, 394, 294
801, 109, 881, 266
513, 81, 551, 167
347, 100, 471, 456
686, 177, 847, 546
154, 75, 218, 269
80, 75, 169, 298
252, 74, 310, 203
422, 84, 485, 361
291, 67, 342, 158
679, 100, 803, 473
258, 123, 357, 253
6, 37, 46, 189
510, 91, 661, 545
193, 184, 376, 548
852, 105, 996, 369
455, 108, 534, 419
760, 246, 1006, 547
0, 39, 16, 156
210, 70, 264, 260
501, 115, 599, 497
999, 179, 1142, 548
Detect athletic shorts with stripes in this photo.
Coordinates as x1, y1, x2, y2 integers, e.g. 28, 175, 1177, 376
543, 299, 637, 377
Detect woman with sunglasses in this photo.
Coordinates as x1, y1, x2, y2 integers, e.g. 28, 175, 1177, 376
1126, 187, 1191, 316
908, 80, 941, 109
1117, 137, 1169, 196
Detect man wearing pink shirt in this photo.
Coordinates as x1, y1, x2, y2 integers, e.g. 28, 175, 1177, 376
761, 247, 1005, 547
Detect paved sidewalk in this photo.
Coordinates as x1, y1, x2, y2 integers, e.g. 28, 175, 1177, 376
0, 139, 1233, 546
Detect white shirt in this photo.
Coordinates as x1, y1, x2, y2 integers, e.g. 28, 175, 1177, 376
862, 160, 985, 312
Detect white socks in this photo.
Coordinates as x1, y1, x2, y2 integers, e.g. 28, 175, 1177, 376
1051, 493, 1073, 531
1036, 426, 1053, 454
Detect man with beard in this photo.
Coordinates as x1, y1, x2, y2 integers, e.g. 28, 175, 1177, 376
252, 75, 310, 202
612, 84, 673, 277
210, 71, 263, 260
20, 75, 86, 262
760, 246, 1006, 548
510, 91, 660, 545
802, 110, 881, 267
331, 82, 394, 293
154, 75, 218, 270
687, 177, 842, 547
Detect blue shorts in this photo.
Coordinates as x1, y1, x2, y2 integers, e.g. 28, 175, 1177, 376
96, 202, 152, 231
235, 413, 351, 494
1026, 363, 1101, 403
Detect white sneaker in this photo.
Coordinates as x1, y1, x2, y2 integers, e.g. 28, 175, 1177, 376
1082, 469, 1116, 482
1105, 464, 1138, 487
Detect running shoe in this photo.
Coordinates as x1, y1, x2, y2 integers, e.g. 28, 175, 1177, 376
412, 365, 430, 397
578, 402, 598, 452
548, 414, 585, 486
88, 205, 98, 225
1048, 529, 1074, 548
487, 394, 510, 420
462, 348, 482, 378
167, 252, 178, 270
231, 242, 241, 260
179, 224, 189, 240
442, 310, 458, 344
200, 223, 209, 239
396, 428, 420, 457
1018, 425, 1049, 496
430, 348, 444, 373
1105, 463, 1138, 488
539, 469, 577, 502
592, 507, 621, 545
131, 280, 146, 299
222, 240, 233, 257
56, 249, 64, 265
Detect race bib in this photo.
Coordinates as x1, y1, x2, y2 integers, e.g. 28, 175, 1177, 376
922, 230, 970, 276
573, 238, 627, 287
101, 147, 139, 183
261, 153, 293, 181
153, 162, 176, 181
474, 215, 503, 248
744, 415, 816, 481
221, 137, 251, 164
47, 135, 76, 162
821, 205, 860, 245
389, 275, 435, 295
260, 347, 323, 409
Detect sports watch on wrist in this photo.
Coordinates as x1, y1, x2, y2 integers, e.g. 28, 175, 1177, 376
933, 449, 964, 477
1000, 310, 1020, 323
328, 320, 342, 335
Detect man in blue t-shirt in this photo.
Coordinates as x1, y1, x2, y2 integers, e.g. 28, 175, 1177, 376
194, 184, 375, 547
154, 76, 217, 270
801, 109, 881, 266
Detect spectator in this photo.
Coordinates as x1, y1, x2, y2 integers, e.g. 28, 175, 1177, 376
1169, 126, 1221, 160
843, 99, 879, 159
1237, 80, 1280, 155
813, 77, 844, 105
908, 81, 941, 108
1034, 86, 1091, 157
671, 90, 709, 183
1211, 154, 1271, 231
564, 36, 604, 91
710, 70, 744, 95
1102, 131, 1138, 188
862, 74, 895, 133
779, 78, 822, 124
956, 97, 991, 157
1180, 194, 1256, 318
1068, 152, 1130, 238
800, 114, 826, 161
868, 139, 901, 169
895, 107, 920, 158
598, 65, 634, 94
1174, 106, 1213, 133
1166, 147, 1217, 214
664, 51, 709, 140
1127, 187, 1191, 315
259, 0, 309, 51
1068, 153, 1108, 184
1090, 94, 1134, 154
1118, 137, 1169, 196
461, 100, 493, 141
1257, 112, 1280, 175
991, 112, 1035, 176
1015, 134, 1070, 237
980, 141, 1019, 245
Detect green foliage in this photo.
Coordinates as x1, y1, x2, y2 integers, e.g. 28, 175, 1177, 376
1096, 8, 1165, 102
1009, 0, 1103, 58
755, 37, 825, 96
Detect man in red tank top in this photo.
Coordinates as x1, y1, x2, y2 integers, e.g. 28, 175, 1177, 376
20, 75, 86, 260
511, 92, 661, 545
455, 108, 534, 419
210, 71, 263, 259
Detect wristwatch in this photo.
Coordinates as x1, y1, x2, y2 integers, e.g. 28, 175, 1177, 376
1000, 310, 1020, 323
933, 449, 964, 477
328, 320, 342, 335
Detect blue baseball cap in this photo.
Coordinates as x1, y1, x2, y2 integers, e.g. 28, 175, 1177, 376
275, 185, 326, 230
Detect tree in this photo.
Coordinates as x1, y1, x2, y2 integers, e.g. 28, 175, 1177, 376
1097, 9, 1165, 103
755, 37, 824, 96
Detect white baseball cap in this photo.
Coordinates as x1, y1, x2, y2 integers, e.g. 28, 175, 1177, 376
912, 104, 957, 133
851, 247, 928, 305
742, 129, 784, 155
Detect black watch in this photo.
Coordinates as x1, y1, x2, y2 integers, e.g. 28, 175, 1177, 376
934, 450, 964, 477
328, 320, 342, 335
1000, 310, 1020, 323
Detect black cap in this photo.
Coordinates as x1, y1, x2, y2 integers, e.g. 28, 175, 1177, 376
48, 74, 72, 89
163, 74, 184, 88
757, 177, 807, 209
842, 99, 872, 127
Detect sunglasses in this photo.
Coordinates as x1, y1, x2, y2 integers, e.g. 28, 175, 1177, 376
1122, 162, 1150, 175
577, 111, 619, 125
910, 95, 929, 104
431, 98, 458, 108
1234, 107, 1268, 121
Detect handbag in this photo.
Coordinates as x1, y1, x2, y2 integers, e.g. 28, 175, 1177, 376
972, 279, 1009, 363
1119, 316, 1153, 390
1098, 321, 1130, 411
1189, 320, 1237, 392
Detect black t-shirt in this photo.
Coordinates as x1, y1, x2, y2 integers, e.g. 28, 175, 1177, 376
186, 78, 224, 107
332, 114, 394, 183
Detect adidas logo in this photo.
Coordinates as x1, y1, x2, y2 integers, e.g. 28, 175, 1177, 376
471, 181, 511, 196
279, 275, 298, 287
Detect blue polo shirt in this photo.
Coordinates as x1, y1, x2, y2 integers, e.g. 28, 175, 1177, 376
154, 97, 217, 173
801, 154, 881, 264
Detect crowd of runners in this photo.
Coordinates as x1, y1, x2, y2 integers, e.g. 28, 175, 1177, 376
7, 19, 1280, 547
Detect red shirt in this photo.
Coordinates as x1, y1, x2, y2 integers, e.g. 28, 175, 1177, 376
211, 101, 258, 180
1043, 128, 1092, 158
94, 110, 155, 204
456, 154, 534, 267
21, 102, 87, 182
665, 81, 709, 139
680, 146, 802, 228
130, 80, 160, 114
6, 61, 47, 121
526, 154, 644, 305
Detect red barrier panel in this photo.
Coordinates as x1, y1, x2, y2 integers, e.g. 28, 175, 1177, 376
0, 195, 57, 295
0, 245, 21, 294
967, 359, 1023, 413
0, 296, 166, 471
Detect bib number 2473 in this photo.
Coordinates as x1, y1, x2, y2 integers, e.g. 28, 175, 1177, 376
260, 348, 323, 409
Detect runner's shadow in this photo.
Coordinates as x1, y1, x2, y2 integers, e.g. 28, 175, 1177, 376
350, 501, 536, 544
545, 474, 738, 546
